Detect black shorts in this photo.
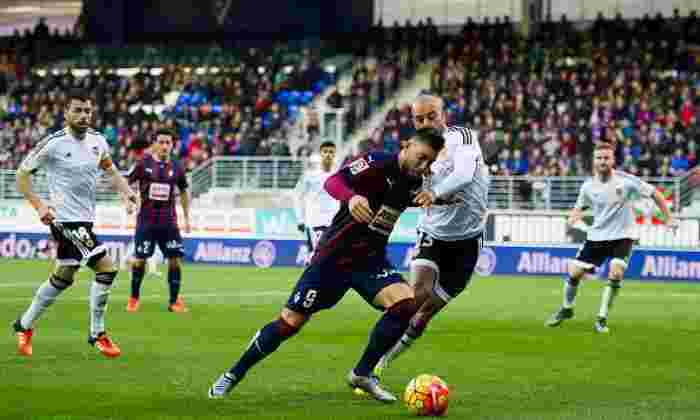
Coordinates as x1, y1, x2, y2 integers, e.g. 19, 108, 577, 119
412, 231, 482, 302
286, 258, 406, 315
50, 222, 106, 268
573, 239, 635, 271
134, 224, 184, 259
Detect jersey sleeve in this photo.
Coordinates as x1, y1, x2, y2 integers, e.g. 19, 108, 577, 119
574, 183, 591, 210
431, 145, 482, 198
325, 153, 389, 201
626, 176, 656, 199
18, 135, 54, 174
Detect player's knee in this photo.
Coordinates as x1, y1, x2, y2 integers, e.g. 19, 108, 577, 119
132, 259, 146, 269
95, 271, 118, 286
280, 308, 308, 332
276, 316, 302, 338
567, 264, 585, 282
387, 297, 417, 322
50, 273, 74, 290
608, 278, 623, 288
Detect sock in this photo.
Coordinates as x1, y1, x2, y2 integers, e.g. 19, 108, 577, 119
90, 273, 116, 337
354, 298, 415, 377
20, 276, 67, 330
229, 319, 298, 380
598, 280, 621, 319
563, 277, 579, 309
148, 256, 159, 274
131, 265, 145, 299
381, 316, 428, 367
168, 266, 182, 305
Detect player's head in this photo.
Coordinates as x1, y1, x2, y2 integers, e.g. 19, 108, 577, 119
65, 89, 93, 135
593, 142, 616, 176
319, 141, 336, 171
152, 128, 177, 160
411, 94, 446, 131
399, 128, 444, 178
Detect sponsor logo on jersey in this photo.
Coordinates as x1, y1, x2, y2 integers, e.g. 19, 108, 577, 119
349, 158, 370, 175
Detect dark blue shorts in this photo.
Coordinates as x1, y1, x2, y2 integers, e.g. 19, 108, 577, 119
134, 224, 184, 259
286, 259, 406, 315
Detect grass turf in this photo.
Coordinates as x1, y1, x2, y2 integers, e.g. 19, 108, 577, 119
1, 259, 699, 419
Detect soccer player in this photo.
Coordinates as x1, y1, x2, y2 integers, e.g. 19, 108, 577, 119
12, 89, 137, 358
546, 142, 675, 333
126, 129, 191, 313
294, 141, 339, 263
208, 128, 445, 402
372, 93, 490, 377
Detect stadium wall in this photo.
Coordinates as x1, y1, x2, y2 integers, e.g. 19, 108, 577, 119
1, 231, 699, 282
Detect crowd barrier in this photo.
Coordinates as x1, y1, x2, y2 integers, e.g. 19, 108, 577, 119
2, 231, 699, 282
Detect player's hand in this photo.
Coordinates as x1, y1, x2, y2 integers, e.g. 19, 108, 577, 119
124, 192, 138, 215
567, 209, 583, 226
37, 203, 55, 225
414, 190, 436, 208
297, 223, 307, 233
349, 195, 374, 223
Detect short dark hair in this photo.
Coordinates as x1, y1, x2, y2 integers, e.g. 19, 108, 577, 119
66, 89, 91, 105
413, 127, 445, 152
153, 128, 178, 142
319, 141, 336, 150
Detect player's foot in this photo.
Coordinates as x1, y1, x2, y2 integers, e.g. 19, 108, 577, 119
88, 333, 121, 358
546, 307, 574, 327
168, 297, 188, 313
126, 297, 140, 312
347, 370, 397, 403
373, 357, 387, 379
208, 372, 240, 398
13, 320, 33, 356
594, 317, 610, 334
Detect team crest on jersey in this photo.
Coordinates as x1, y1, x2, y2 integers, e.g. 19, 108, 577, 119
349, 158, 370, 175
91, 146, 99, 155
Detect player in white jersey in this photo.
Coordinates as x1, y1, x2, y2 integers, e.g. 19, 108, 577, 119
294, 141, 339, 263
373, 94, 489, 376
12, 89, 138, 358
546, 142, 674, 333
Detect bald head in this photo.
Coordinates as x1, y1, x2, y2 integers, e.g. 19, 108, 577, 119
411, 94, 446, 131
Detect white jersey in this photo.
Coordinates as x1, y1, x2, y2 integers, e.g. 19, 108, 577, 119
419, 126, 490, 241
19, 128, 111, 223
575, 170, 656, 241
294, 168, 339, 228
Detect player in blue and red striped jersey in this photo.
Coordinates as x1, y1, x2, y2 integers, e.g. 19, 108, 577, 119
208, 128, 444, 403
126, 129, 191, 313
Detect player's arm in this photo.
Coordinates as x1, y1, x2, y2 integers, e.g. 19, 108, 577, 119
16, 141, 54, 225
324, 154, 382, 223
634, 178, 676, 229
293, 175, 308, 232
568, 185, 590, 226
176, 168, 192, 233
416, 145, 481, 208
100, 155, 137, 214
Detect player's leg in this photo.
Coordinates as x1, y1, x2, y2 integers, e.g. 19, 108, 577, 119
547, 240, 601, 327
159, 225, 186, 312
349, 268, 416, 402
378, 236, 479, 373
88, 253, 121, 358
595, 240, 633, 333
128, 226, 154, 312
209, 264, 343, 398
13, 263, 78, 356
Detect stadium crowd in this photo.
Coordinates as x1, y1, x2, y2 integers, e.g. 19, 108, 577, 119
360, 10, 700, 178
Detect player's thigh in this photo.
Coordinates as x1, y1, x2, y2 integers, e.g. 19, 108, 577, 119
285, 263, 350, 315
51, 222, 106, 269
410, 232, 440, 300
434, 236, 481, 303
352, 264, 412, 310
156, 225, 185, 259
608, 239, 634, 279
569, 240, 606, 277
134, 225, 156, 259
53, 264, 79, 282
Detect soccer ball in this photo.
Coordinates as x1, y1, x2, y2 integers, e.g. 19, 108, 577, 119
403, 374, 449, 416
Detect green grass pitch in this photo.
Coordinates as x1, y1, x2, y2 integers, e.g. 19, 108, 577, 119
1, 259, 699, 420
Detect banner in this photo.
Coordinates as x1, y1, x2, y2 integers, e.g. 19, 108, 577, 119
2, 231, 699, 282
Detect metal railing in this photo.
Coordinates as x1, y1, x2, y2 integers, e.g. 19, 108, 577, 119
1, 159, 694, 214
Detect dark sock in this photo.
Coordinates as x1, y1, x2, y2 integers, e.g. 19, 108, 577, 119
354, 298, 415, 377
131, 265, 145, 299
229, 319, 298, 380
168, 266, 181, 305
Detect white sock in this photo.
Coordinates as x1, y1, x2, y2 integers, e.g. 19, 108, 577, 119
148, 257, 159, 275
20, 279, 65, 330
598, 283, 620, 319
563, 282, 578, 308
90, 281, 112, 337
